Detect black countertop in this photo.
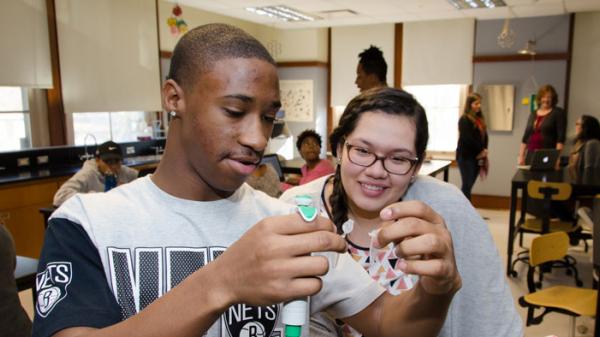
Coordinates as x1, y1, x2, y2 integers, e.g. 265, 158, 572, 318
0, 140, 165, 187
0, 155, 162, 186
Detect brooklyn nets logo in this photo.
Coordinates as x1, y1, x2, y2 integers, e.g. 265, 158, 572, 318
36, 262, 72, 317
223, 303, 280, 337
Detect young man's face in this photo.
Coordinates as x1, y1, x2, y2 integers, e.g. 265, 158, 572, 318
299, 136, 321, 162
355, 63, 380, 92
96, 158, 121, 176
179, 57, 281, 195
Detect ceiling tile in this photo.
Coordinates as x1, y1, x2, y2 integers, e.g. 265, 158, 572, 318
461, 7, 513, 20
511, 2, 565, 17
171, 0, 600, 28
565, 0, 600, 12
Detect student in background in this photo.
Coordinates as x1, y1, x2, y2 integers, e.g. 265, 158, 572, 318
456, 93, 489, 201
284, 129, 335, 188
281, 87, 521, 337
246, 162, 282, 197
568, 114, 600, 181
33, 23, 460, 337
0, 223, 32, 337
518, 84, 566, 166
52, 140, 138, 206
355, 46, 388, 92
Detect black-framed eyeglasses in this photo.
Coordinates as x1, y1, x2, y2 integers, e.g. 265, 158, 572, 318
345, 142, 418, 176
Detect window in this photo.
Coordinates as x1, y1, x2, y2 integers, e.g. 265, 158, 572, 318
72, 111, 159, 146
404, 84, 467, 154
0, 87, 30, 152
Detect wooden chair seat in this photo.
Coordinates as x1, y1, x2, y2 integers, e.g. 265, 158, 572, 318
523, 286, 596, 317
520, 218, 578, 233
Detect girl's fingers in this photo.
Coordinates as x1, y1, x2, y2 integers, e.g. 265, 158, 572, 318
379, 200, 444, 224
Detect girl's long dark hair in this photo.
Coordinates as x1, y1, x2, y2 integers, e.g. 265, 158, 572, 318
576, 114, 600, 143
328, 87, 429, 233
463, 92, 486, 130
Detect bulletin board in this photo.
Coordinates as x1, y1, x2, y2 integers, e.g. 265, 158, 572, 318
279, 80, 314, 122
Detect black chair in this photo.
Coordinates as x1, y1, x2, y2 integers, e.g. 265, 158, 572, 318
39, 206, 57, 229
511, 181, 583, 288
15, 255, 38, 306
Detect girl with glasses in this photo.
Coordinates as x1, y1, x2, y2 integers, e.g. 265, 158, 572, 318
568, 114, 600, 181
281, 87, 521, 337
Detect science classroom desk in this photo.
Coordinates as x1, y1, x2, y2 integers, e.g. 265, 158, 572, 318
505, 168, 600, 276
282, 159, 451, 182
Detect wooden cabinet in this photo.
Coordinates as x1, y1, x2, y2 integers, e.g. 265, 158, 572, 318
0, 178, 66, 258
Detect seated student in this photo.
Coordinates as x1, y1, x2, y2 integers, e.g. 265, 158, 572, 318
52, 141, 139, 206
283, 129, 335, 189
246, 162, 282, 197
281, 87, 522, 337
0, 224, 32, 337
33, 24, 460, 337
568, 114, 600, 181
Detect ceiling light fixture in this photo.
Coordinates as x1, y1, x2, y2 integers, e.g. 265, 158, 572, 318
447, 0, 506, 10
497, 18, 515, 48
246, 6, 321, 22
518, 40, 537, 56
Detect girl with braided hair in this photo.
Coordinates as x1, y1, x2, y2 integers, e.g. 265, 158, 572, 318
281, 87, 521, 337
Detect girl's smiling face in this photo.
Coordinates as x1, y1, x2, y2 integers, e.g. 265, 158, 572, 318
339, 111, 419, 218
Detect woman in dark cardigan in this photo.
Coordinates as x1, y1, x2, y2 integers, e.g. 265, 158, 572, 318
518, 84, 567, 166
456, 92, 488, 201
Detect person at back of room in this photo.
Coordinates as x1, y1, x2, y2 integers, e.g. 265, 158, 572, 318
456, 92, 489, 201
355, 45, 388, 93
52, 140, 139, 206
518, 84, 569, 219
568, 114, 600, 181
518, 84, 566, 166
282, 129, 335, 189
0, 223, 32, 337
281, 87, 522, 337
32, 23, 461, 337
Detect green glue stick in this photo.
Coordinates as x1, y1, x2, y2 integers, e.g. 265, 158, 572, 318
282, 195, 316, 337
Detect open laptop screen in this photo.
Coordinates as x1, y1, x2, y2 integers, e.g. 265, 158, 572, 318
526, 149, 560, 171
260, 154, 284, 182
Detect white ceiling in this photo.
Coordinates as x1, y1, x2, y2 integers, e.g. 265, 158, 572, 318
170, 0, 600, 29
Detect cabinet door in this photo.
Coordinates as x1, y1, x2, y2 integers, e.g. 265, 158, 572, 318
1, 203, 49, 258
0, 180, 60, 258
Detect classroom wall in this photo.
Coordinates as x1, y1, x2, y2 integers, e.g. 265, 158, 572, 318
277, 67, 329, 159
330, 24, 395, 107
568, 11, 600, 144
158, 1, 328, 63
447, 15, 571, 197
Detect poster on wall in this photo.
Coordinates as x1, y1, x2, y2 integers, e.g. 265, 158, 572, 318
280, 80, 313, 122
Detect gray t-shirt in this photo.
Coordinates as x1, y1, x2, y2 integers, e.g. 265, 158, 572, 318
281, 175, 524, 337
34, 176, 384, 337
53, 159, 139, 206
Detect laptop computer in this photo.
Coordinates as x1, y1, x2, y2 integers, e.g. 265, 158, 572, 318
260, 154, 284, 182
520, 149, 560, 171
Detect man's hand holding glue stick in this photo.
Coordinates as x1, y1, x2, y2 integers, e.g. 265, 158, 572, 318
282, 195, 318, 337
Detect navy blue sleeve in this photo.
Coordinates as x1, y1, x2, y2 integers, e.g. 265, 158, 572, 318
32, 218, 122, 337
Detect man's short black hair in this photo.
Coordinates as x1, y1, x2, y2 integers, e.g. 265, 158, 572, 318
167, 23, 276, 92
358, 45, 387, 83
296, 129, 322, 151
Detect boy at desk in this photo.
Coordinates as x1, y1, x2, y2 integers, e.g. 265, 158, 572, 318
33, 23, 460, 337
53, 141, 138, 206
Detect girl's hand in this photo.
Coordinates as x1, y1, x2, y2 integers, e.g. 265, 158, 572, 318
375, 201, 461, 296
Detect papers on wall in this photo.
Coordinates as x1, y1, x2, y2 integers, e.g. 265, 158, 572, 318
280, 80, 313, 122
